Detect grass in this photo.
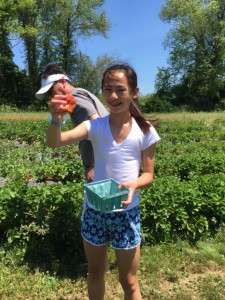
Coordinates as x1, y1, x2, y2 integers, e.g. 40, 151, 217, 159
1, 231, 225, 299
0, 111, 48, 120
0, 111, 224, 122
150, 111, 225, 124
156, 111, 225, 123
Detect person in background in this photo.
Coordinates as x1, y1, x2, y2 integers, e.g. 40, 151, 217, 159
36, 63, 109, 183
46, 63, 161, 299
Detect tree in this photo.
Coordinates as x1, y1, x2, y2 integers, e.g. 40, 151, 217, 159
0, 0, 111, 108
50, 0, 109, 73
0, 0, 20, 105
16, 0, 41, 92
36, 0, 109, 78
157, 0, 225, 111
11, 0, 109, 95
155, 67, 176, 102
70, 53, 116, 95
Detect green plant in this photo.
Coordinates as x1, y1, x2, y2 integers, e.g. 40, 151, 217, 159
0, 117, 225, 267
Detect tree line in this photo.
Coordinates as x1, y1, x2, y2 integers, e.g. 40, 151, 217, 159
1, 0, 225, 112
153, 0, 225, 112
0, 0, 114, 110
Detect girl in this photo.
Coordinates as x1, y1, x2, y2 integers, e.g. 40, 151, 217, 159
47, 64, 160, 300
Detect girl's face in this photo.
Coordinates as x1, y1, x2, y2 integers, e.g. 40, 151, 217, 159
102, 71, 138, 114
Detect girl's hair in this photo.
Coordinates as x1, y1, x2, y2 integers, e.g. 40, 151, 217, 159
101, 63, 152, 133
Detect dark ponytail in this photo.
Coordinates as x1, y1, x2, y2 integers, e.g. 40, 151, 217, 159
130, 98, 151, 133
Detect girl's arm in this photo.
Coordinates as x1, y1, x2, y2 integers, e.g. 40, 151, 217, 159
134, 142, 156, 188
119, 143, 156, 206
47, 122, 88, 148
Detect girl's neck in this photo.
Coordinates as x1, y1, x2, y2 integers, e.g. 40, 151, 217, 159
109, 112, 131, 127
109, 113, 132, 144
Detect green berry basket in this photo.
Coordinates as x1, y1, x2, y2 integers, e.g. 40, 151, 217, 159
84, 178, 129, 213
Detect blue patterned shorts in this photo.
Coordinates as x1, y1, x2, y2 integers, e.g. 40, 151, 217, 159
81, 206, 141, 249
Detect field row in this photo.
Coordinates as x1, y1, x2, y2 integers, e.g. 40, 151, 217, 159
0, 117, 224, 265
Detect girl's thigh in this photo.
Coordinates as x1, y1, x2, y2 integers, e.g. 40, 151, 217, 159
115, 245, 141, 279
83, 239, 108, 272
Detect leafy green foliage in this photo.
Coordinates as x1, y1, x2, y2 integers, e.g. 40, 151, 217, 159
140, 173, 225, 244
1, 180, 84, 269
141, 93, 175, 113
1, 0, 111, 107
156, 0, 225, 111
0, 117, 224, 267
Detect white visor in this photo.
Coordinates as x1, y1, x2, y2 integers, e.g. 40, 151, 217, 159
35, 74, 69, 100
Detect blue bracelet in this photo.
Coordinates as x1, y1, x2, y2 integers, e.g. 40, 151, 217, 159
48, 114, 67, 127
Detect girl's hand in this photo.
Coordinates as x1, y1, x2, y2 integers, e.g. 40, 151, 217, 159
48, 95, 67, 114
48, 95, 67, 123
118, 181, 137, 208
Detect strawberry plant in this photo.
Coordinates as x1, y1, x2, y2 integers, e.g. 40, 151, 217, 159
140, 173, 225, 243
0, 117, 224, 265
1, 179, 85, 267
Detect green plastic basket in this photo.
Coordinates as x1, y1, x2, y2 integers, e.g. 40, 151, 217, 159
84, 178, 129, 213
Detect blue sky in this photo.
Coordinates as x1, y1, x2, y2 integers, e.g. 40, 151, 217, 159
79, 0, 171, 95
13, 0, 171, 95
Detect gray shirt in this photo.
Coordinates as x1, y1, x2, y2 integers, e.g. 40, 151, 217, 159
70, 88, 108, 176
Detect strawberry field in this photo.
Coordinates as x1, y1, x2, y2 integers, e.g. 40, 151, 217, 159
0, 117, 224, 269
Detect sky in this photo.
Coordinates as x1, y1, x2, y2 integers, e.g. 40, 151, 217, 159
13, 0, 171, 96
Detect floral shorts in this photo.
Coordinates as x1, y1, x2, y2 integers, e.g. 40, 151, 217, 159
81, 206, 141, 250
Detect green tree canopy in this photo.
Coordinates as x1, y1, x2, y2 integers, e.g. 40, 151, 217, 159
155, 0, 225, 111
0, 0, 111, 108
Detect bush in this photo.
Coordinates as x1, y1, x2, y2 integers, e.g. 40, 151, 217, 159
0, 104, 19, 112
1, 180, 85, 269
140, 174, 225, 244
140, 94, 174, 113
215, 98, 225, 111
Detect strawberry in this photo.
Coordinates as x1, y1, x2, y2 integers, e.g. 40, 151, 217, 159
65, 94, 76, 113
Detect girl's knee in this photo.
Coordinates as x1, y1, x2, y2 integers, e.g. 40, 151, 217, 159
119, 274, 138, 292
88, 263, 106, 278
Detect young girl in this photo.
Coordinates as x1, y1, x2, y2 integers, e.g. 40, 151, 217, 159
47, 64, 160, 300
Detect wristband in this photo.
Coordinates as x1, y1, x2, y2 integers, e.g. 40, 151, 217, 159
48, 114, 67, 127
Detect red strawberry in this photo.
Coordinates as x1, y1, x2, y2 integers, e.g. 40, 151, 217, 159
65, 94, 76, 113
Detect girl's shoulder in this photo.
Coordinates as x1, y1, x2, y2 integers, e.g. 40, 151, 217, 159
92, 115, 109, 124
131, 118, 160, 147
144, 125, 161, 146
85, 115, 109, 129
